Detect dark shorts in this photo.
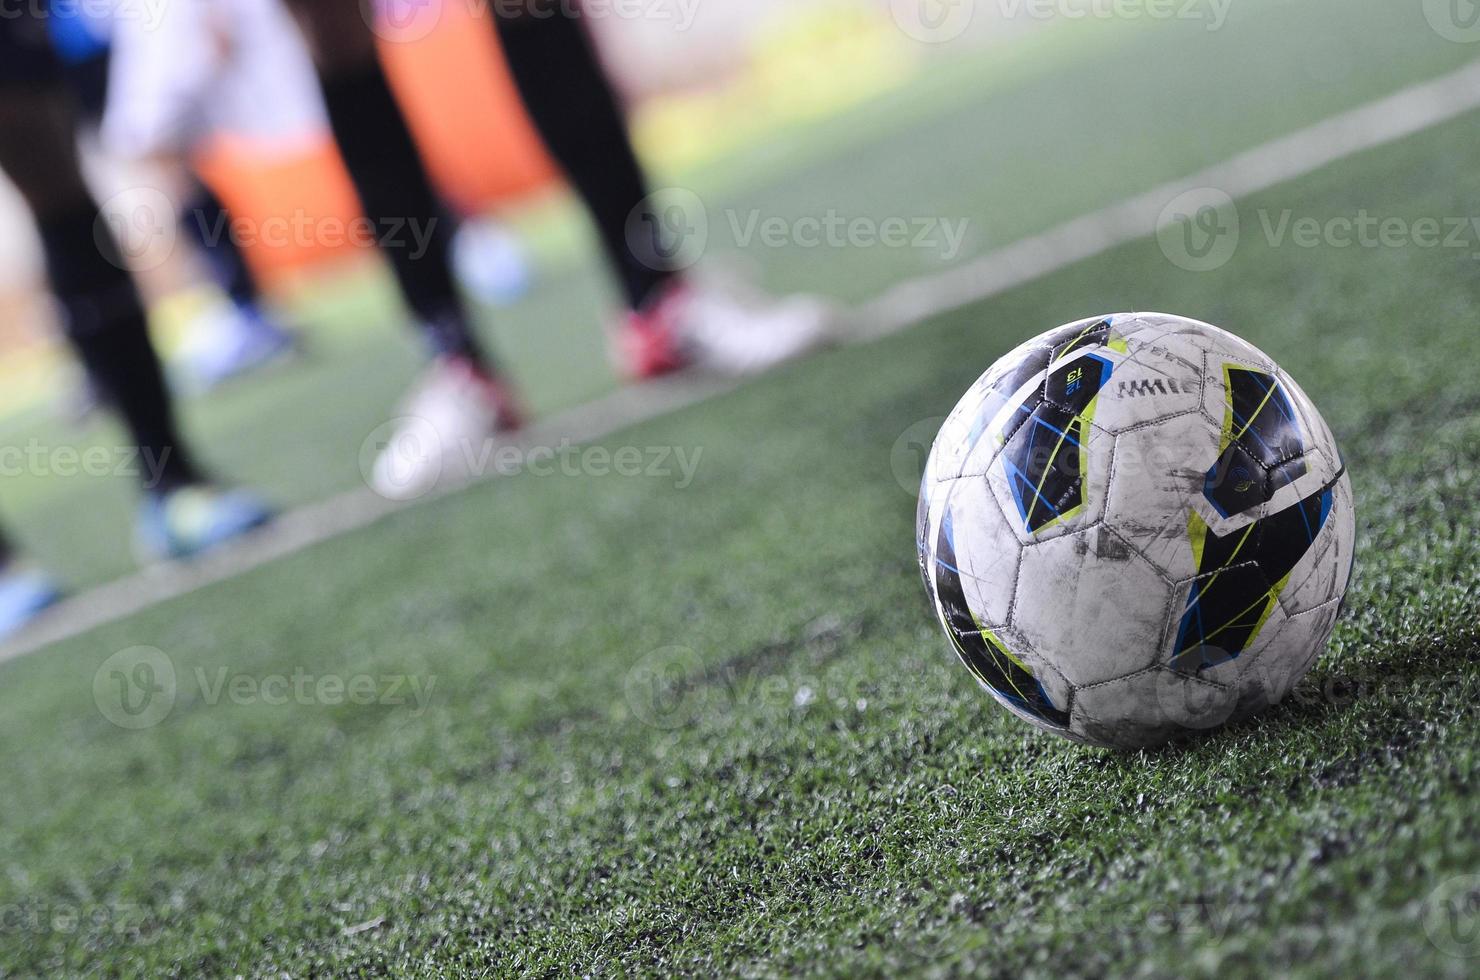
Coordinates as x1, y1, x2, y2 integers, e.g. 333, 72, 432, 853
0, 9, 64, 89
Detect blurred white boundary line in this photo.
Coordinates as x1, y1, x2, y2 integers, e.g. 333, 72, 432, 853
855, 59, 1480, 337
0, 374, 741, 662
5, 59, 1480, 664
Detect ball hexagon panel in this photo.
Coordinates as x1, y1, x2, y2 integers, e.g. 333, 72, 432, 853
977, 357, 1125, 544
1279, 368, 1345, 471
1276, 473, 1356, 618
1197, 352, 1303, 505
927, 375, 1002, 489
1245, 596, 1345, 709
923, 513, 1071, 732
955, 624, 1077, 737
928, 316, 1132, 548
1150, 313, 1279, 375
1070, 665, 1239, 749
1087, 324, 1207, 435
1194, 351, 1345, 524
1103, 411, 1222, 584
1166, 484, 1337, 676
924, 475, 1022, 630
1011, 524, 1175, 688
926, 323, 1093, 487
977, 410, 1117, 549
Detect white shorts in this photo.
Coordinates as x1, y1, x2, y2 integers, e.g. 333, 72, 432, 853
102, 0, 327, 160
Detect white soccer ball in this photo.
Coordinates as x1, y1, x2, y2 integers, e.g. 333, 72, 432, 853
916, 313, 1356, 749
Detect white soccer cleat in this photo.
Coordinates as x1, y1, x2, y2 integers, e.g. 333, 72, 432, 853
615, 281, 838, 380
370, 356, 524, 502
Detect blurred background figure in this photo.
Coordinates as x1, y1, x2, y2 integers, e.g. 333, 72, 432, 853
50, 0, 300, 394
483, 1, 837, 382
0, 0, 938, 599
133, 0, 836, 498
0, 8, 272, 640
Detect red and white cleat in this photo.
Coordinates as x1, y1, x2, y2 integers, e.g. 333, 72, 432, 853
613, 281, 837, 381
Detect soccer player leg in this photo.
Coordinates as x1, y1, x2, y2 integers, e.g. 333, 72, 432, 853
173, 179, 300, 393
0, 63, 271, 564
492, 0, 675, 313
491, 1, 835, 379
284, 0, 524, 500
281, 0, 479, 356
0, 14, 67, 633
100, 0, 298, 392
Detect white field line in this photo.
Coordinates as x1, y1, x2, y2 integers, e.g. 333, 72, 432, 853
855, 59, 1480, 337
5, 60, 1480, 664
0, 374, 741, 660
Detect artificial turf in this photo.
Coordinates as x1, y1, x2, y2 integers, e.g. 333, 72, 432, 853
1, 4, 1478, 977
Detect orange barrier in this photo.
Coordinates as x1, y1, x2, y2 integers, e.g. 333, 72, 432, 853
193, 2, 558, 285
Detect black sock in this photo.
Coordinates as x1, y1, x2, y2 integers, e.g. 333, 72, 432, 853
494, 7, 677, 311
316, 60, 487, 364
38, 204, 201, 494
180, 181, 260, 312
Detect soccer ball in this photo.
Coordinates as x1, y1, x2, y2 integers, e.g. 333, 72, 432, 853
916, 313, 1355, 749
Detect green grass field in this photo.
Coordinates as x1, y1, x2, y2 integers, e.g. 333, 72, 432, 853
2, 2, 1479, 975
